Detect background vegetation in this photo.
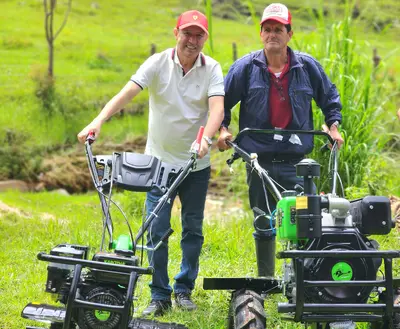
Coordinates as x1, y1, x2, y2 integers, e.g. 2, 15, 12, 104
0, 0, 399, 328
0, 0, 398, 194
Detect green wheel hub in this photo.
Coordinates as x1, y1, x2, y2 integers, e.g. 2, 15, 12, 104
94, 309, 111, 321
332, 262, 353, 281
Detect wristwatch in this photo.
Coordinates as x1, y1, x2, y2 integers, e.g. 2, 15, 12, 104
203, 135, 213, 146
330, 121, 340, 129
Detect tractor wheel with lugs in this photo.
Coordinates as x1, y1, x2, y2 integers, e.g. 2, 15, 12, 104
227, 289, 266, 329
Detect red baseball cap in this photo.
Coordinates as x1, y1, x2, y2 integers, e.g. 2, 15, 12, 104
260, 3, 292, 26
176, 10, 209, 35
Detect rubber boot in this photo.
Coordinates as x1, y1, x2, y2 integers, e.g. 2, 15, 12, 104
253, 230, 276, 278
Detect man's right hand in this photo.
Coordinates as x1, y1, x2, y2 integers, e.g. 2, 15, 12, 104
77, 120, 102, 143
217, 127, 233, 151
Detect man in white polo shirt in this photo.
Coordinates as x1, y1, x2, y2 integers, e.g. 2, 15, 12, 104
77, 10, 224, 316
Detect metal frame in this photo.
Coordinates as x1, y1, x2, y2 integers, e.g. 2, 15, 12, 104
277, 250, 400, 324
37, 253, 148, 329
203, 128, 400, 327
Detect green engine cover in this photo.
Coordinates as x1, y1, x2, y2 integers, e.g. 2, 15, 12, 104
276, 197, 297, 241
112, 234, 133, 251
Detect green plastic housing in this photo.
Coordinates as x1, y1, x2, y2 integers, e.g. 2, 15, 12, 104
112, 234, 133, 251
276, 197, 297, 241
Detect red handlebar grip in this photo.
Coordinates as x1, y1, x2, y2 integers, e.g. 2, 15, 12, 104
195, 126, 205, 145
86, 131, 96, 145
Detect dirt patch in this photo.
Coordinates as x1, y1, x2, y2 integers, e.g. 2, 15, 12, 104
170, 196, 245, 223
0, 200, 55, 220
0, 200, 30, 218
35, 137, 232, 196
391, 195, 400, 227
0, 180, 30, 192
36, 137, 147, 193
0, 201, 28, 217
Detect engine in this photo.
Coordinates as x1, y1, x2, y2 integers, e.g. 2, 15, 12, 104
276, 159, 393, 304
43, 244, 138, 329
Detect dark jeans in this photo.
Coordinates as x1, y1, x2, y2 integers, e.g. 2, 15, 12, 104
145, 166, 211, 301
246, 158, 307, 218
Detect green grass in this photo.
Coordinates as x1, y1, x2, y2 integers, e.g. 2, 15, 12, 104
0, 1, 399, 326
1, 189, 400, 329
0, 190, 252, 329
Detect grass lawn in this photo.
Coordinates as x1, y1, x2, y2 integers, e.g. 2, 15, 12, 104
0, 0, 399, 327
1, 187, 400, 328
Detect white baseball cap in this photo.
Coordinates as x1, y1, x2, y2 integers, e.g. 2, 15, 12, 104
260, 3, 292, 26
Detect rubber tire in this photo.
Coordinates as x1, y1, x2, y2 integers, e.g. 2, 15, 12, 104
130, 318, 188, 329
369, 313, 400, 329
227, 289, 266, 329
50, 323, 77, 329
369, 291, 400, 329
50, 324, 63, 329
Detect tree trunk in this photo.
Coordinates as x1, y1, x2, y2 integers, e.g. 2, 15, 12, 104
48, 39, 54, 78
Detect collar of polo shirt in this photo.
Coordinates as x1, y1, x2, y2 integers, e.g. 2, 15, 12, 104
171, 47, 206, 67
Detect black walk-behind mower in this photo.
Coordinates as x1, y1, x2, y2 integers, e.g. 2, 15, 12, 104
203, 128, 400, 329
21, 127, 206, 329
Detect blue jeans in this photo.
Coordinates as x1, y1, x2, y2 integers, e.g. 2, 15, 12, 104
145, 166, 211, 301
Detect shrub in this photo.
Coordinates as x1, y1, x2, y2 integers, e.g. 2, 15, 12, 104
0, 129, 42, 181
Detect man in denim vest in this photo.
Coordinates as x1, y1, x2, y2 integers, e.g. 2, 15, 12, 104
217, 3, 344, 275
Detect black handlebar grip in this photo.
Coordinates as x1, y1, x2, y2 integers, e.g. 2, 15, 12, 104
294, 184, 304, 194
160, 228, 174, 243
253, 207, 267, 217
320, 143, 330, 152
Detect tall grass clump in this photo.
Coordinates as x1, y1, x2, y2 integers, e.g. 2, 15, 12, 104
205, 0, 214, 55
292, 1, 398, 197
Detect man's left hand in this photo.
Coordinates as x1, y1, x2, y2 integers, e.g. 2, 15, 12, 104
322, 124, 344, 149
197, 138, 209, 159
191, 138, 209, 159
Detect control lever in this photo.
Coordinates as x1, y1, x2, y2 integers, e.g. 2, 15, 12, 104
136, 228, 174, 252
294, 184, 304, 194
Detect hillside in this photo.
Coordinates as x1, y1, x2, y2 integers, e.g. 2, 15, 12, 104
1, 0, 399, 195
0, 1, 400, 328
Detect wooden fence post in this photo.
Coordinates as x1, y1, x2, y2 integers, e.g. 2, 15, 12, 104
232, 42, 237, 62
373, 48, 381, 68
150, 43, 156, 55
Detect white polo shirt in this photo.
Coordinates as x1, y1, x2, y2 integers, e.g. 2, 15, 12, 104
130, 48, 225, 171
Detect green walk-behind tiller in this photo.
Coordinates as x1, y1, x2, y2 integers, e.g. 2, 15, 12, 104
22, 127, 206, 329
204, 128, 400, 329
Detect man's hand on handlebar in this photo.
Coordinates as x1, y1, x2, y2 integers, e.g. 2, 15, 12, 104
198, 138, 209, 159
190, 138, 209, 159
217, 127, 233, 151
322, 124, 344, 149
77, 120, 102, 144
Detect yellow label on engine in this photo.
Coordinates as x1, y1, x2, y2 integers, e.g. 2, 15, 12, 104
296, 196, 308, 209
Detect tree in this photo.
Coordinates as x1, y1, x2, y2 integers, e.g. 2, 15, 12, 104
44, 0, 72, 79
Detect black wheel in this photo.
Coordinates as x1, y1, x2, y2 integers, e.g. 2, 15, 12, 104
50, 324, 63, 329
50, 322, 77, 329
369, 314, 400, 329
77, 286, 127, 329
369, 289, 400, 329
227, 289, 266, 329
